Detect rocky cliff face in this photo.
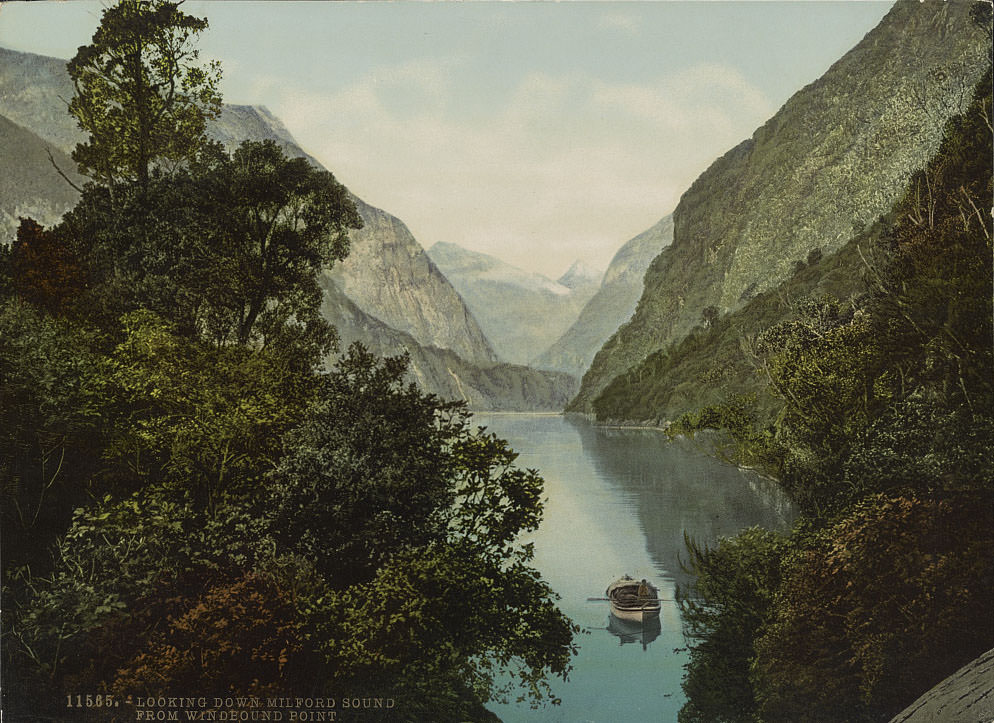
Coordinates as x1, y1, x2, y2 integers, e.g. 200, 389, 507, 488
0, 46, 556, 405
321, 279, 577, 411
328, 204, 498, 366
427, 242, 597, 365
572, 0, 990, 412
533, 214, 672, 378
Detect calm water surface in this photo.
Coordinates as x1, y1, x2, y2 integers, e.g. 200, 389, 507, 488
476, 414, 795, 723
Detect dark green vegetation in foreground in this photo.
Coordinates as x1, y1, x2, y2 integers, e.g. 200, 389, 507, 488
0, 2, 577, 720
666, 51, 993, 723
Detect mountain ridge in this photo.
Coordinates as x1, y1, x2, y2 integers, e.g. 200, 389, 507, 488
427, 241, 597, 365
571, 0, 991, 413
533, 214, 673, 379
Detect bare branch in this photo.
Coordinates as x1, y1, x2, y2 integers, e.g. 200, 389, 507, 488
46, 149, 83, 193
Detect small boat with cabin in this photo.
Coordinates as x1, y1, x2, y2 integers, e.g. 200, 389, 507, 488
606, 575, 661, 622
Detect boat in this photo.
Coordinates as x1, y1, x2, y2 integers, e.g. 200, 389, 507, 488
606, 575, 661, 622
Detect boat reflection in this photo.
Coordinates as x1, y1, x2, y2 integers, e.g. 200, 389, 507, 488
606, 612, 661, 650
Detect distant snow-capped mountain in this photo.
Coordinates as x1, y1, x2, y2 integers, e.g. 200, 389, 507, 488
427, 242, 599, 365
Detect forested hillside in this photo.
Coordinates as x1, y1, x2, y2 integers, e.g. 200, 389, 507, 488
674, 45, 993, 723
571, 0, 990, 414
0, 3, 577, 719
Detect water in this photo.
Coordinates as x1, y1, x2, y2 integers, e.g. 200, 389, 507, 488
476, 414, 795, 723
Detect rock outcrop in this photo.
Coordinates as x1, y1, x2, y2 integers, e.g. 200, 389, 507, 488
329, 203, 498, 366
889, 648, 994, 723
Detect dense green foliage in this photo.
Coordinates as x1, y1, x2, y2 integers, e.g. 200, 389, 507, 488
677, 528, 788, 723
753, 491, 994, 722
670, 64, 994, 722
1, 3, 576, 719
67, 0, 222, 187
58, 138, 358, 351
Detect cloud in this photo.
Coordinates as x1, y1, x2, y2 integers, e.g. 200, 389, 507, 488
268, 60, 773, 277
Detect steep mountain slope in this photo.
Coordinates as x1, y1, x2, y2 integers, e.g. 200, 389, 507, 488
427, 242, 597, 365
0, 46, 505, 385
329, 203, 497, 365
571, 0, 990, 413
320, 279, 577, 411
533, 214, 672, 378
0, 114, 85, 243
0, 47, 80, 153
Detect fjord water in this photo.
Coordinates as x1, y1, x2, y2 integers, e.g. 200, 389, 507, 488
477, 414, 795, 723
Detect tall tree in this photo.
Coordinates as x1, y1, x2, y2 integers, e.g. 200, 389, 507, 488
195, 140, 360, 347
59, 139, 360, 352
67, 0, 221, 188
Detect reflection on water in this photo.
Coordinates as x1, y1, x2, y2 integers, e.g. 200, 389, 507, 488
478, 414, 795, 723
570, 421, 793, 589
607, 613, 662, 650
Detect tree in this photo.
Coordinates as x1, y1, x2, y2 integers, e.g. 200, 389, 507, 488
60, 140, 361, 351
193, 140, 360, 347
0, 300, 111, 574
271, 344, 467, 587
8, 218, 86, 316
106, 310, 320, 508
753, 492, 994, 722
677, 527, 789, 723
67, 0, 222, 188
273, 346, 578, 711
112, 572, 303, 698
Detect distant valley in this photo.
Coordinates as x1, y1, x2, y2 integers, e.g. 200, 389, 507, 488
426, 242, 599, 366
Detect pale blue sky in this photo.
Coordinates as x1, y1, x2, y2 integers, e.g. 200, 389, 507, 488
0, 1, 891, 277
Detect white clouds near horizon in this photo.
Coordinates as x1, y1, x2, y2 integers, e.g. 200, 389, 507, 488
275, 60, 775, 278
0, 1, 892, 279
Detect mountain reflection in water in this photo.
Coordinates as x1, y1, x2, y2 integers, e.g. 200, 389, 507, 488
477, 414, 795, 722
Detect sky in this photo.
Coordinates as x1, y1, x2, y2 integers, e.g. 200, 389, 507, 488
0, 1, 891, 279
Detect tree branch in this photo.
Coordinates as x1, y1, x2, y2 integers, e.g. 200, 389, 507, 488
46, 150, 83, 193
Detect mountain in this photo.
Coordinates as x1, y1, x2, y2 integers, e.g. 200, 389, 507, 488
0, 46, 582, 409
533, 214, 672, 379
0, 46, 497, 365
320, 279, 577, 411
571, 0, 991, 414
427, 242, 598, 365
556, 260, 601, 294
0, 114, 85, 242
328, 202, 497, 366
